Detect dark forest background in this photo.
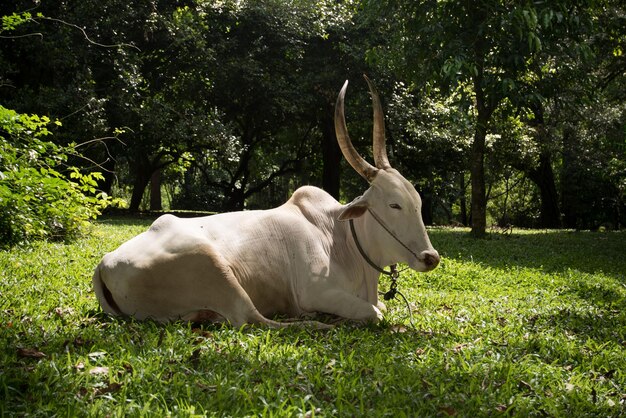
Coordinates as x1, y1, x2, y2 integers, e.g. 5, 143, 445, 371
1, 0, 624, 238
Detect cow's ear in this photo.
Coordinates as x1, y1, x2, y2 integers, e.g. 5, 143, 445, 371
338, 196, 369, 221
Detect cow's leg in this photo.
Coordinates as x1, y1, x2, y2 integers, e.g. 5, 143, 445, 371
166, 246, 285, 327
96, 243, 268, 327
189, 246, 335, 329
151, 245, 331, 329
300, 286, 383, 323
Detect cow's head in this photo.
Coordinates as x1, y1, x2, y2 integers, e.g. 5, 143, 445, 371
335, 76, 440, 273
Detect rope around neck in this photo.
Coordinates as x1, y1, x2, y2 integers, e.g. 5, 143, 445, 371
348, 213, 416, 328
348, 218, 398, 278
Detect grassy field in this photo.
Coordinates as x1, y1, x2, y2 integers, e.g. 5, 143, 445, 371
1, 218, 625, 417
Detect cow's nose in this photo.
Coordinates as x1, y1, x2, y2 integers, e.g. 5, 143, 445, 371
421, 250, 440, 270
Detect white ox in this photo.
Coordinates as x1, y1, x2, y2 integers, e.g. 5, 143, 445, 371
93, 76, 440, 327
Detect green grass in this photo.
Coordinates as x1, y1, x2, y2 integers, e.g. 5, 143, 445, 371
1, 220, 625, 417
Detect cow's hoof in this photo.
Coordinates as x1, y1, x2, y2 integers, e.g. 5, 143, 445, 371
374, 305, 384, 322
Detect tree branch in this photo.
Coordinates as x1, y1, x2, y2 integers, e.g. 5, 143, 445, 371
244, 123, 315, 199
0, 32, 42, 39
37, 16, 140, 51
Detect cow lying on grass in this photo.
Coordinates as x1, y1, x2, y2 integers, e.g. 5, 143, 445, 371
93, 76, 440, 327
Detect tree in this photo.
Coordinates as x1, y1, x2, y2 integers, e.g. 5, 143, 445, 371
366, 0, 599, 235
384, 81, 472, 225
168, 0, 366, 211
557, 1, 626, 229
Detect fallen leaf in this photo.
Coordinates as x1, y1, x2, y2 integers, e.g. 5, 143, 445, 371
54, 307, 74, 317
519, 380, 533, 391
390, 324, 408, 333
122, 362, 133, 374
439, 406, 457, 416
453, 343, 468, 353
73, 337, 86, 347
77, 387, 90, 399
88, 351, 107, 360
192, 328, 214, 339
196, 382, 218, 392
302, 409, 322, 418
89, 366, 109, 375
17, 347, 46, 359
95, 382, 122, 396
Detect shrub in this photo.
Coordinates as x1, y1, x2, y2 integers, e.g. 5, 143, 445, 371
0, 105, 113, 247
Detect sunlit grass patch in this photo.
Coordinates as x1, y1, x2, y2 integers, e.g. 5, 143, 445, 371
1, 221, 624, 416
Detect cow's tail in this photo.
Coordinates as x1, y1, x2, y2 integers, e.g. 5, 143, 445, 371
255, 315, 334, 330
92, 264, 123, 317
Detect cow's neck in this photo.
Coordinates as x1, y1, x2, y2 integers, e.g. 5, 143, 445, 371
349, 218, 395, 277
348, 212, 397, 273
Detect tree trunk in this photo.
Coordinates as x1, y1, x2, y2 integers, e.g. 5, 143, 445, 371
469, 37, 494, 238
420, 186, 434, 225
321, 110, 341, 199
561, 126, 578, 228
526, 104, 561, 228
129, 157, 153, 212
459, 172, 468, 226
528, 152, 560, 228
150, 168, 162, 211
470, 119, 488, 237
225, 188, 245, 212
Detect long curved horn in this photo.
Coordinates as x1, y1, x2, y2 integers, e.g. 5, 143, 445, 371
363, 75, 391, 170
335, 80, 378, 182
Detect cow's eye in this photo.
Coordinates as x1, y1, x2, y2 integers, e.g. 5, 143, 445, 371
389, 203, 402, 210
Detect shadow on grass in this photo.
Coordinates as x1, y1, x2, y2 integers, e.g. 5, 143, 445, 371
94, 214, 159, 227
539, 306, 626, 346
429, 228, 626, 283
426, 228, 626, 350
3, 302, 623, 416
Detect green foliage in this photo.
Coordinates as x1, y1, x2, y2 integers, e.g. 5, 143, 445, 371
1, 11, 33, 31
364, 0, 625, 230
0, 106, 115, 247
386, 82, 472, 221
1, 221, 625, 415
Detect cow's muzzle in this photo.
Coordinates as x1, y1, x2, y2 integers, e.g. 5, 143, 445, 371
420, 249, 440, 271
